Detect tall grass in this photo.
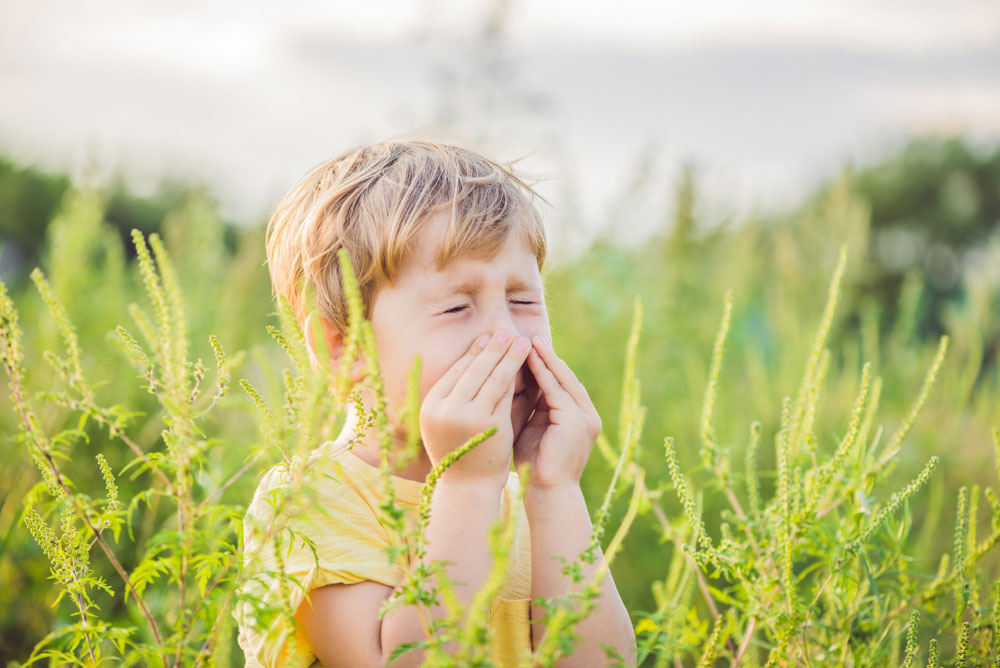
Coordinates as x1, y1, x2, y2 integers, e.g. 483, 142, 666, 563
1, 171, 998, 665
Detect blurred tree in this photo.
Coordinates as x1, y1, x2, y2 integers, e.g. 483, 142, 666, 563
0, 159, 70, 282
850, 136, 1000, 339
0, 158, 238, 286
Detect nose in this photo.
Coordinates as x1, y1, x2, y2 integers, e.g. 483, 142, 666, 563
486, 304, 521, 340
484, 302, 550, 344
485, 311, 544, 396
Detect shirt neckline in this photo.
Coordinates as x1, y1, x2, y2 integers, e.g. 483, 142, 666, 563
322, 439, 425, 505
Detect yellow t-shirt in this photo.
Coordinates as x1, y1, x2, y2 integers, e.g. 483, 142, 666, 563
235, 440, 533, 667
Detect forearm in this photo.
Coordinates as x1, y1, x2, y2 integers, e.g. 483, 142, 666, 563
381, 479, 503, 666
526, 484, 636, 666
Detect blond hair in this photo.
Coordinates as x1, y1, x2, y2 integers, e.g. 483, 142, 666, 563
265, 139, 548, 333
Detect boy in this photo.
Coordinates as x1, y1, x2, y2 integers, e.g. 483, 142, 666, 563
237, 140, 635, 667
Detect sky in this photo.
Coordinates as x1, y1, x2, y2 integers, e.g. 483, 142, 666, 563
1, 0, 998, 249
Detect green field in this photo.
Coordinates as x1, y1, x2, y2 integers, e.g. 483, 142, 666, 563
1, 137, 999, 666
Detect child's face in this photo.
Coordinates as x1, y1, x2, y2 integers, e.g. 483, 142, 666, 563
368, 212, 549, 441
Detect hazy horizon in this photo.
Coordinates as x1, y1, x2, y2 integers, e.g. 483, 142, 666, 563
2, 0, 998, 250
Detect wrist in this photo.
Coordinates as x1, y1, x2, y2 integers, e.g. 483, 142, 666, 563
523, 482, 585, 518
434, 470, 508, 498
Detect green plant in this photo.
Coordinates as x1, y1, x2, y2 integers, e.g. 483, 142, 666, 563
2, 172, 999, 667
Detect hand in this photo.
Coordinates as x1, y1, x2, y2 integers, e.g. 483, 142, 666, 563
513, 335, 602, 490
419, 329, 532, 490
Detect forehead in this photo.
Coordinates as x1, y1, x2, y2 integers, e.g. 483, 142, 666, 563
399, 213, 541, 290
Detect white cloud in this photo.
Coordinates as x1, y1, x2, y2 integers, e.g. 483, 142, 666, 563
0, 0, 997, 227
511, 0, 1000, 53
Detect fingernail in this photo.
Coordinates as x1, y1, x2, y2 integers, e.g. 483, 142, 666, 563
496, 329, 513, 343
475, 334, 491, 348
515, 337, 531, 352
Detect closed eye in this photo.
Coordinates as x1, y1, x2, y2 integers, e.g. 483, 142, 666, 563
441, 300, 538, 315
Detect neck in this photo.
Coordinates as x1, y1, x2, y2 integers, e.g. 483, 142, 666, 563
334, 401, 432, 483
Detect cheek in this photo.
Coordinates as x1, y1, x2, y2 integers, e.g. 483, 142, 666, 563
377, 342, 427, 408
416, 345, 465, 401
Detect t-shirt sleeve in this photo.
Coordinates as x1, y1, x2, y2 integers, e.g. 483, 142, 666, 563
490, 598, 532, 665
235, 461, 404, 667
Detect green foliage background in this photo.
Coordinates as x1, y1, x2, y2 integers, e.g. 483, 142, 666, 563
1, 135, 999, 665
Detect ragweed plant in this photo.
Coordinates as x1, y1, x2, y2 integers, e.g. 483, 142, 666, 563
4, 179, 1000, 668
1, 209, 619, 666
3, 207, 356, 667
630, 248, 1000, 667
1, 226, 250, 666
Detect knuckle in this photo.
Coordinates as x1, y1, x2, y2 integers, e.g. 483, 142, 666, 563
482, 374, 508, 395
481, 344, 504, 360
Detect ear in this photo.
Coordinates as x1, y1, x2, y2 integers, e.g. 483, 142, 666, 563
304, 311, 366, 383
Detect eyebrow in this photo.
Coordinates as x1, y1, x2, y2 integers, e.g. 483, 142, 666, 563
437, 277, 542, 299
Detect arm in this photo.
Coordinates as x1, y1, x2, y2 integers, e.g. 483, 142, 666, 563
298, 330, 530, 667
526, 484, 634, 666
514, 335, 637, 665
297, 481, 502, 668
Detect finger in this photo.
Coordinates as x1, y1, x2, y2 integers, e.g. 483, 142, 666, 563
477, 336, 532, 412
531, 335, 596, 412
425, 333, 491, 400
525, 347, 574, 410
492, 368, 517, 417
451, 329, 517, 400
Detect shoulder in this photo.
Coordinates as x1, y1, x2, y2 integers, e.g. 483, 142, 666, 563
244, 459, 323, 521
248, 443, 367, 504
242, 448, 377, 547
